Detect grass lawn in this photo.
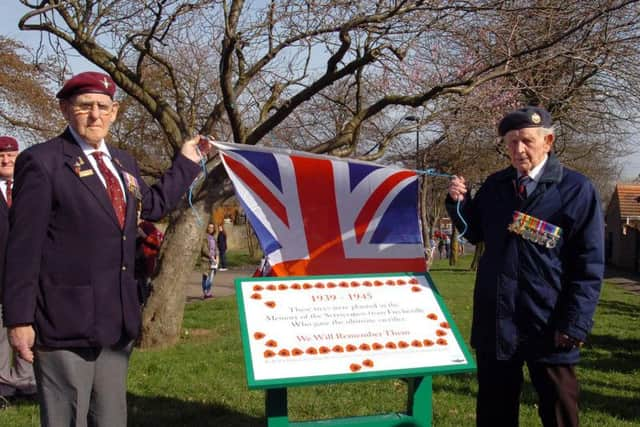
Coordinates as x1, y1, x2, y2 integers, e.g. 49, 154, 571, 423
2, 257, 639, 426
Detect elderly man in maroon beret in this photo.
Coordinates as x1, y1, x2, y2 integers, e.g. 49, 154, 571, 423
2, 72, 205, 425
0, 136, 37, 398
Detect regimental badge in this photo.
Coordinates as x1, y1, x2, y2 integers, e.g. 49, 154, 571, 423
531, 112, 541, 124
122, 171, 142, 200
74, 157, 88, 177
508, 210, 562, 248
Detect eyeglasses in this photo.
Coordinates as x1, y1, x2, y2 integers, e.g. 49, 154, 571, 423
70, 101, 116, 116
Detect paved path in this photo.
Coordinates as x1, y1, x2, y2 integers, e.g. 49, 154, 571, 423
604, 267, 640, 296
183, 265, 640, 301
184, 265, 257, 302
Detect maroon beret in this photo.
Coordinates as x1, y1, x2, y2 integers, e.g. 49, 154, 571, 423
56, 71, 116, 99
0, 136, 19, 152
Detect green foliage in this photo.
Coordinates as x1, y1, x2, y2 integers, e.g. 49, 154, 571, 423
2, 257, 638, 426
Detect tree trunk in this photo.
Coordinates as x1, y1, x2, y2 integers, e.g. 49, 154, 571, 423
470, 242, 484, 271
139, 164, 230, 349
449, 228, 459, 266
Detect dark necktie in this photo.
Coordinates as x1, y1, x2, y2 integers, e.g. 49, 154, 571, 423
5, 179, 11, 207
517, 175, 532, 199
91, 152, 126, 228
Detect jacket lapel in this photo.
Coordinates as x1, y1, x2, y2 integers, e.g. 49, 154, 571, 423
61, 130, 121, 228
0, 193, 7, 217
522, 154, 563, 210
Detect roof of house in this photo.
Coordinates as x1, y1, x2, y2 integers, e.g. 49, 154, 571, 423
613, 183, 640, 218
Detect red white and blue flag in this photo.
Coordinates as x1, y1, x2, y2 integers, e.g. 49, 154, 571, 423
215, 142, 426, 276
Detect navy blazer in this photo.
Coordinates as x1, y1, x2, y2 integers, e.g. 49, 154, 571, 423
0, 193, 8, 296
1, 129, 200, 348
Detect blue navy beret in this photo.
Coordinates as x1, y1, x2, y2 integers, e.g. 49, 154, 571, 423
498, 106, 552, 136
56, 71, 116, 99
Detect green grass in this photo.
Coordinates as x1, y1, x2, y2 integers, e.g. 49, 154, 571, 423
225, 249, 263, 268
2, 257, 639, 426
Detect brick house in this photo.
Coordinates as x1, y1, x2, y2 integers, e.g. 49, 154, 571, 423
605, 183, 640, 271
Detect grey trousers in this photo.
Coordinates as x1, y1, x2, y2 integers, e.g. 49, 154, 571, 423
0, 305, 36, 393
34, 341, 133, 427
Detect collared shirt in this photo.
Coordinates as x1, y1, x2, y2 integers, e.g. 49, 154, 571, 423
517, 154, 548, 197
69, 127, 126, 195
0, 178, 11, 202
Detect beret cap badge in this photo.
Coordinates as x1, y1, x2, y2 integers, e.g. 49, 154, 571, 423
530, 112, 541, 124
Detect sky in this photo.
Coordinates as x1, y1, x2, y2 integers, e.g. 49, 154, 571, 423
2, 3, 640, 180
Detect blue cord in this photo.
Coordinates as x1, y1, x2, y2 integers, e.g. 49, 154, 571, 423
188, 148, 209, 227
415, 168, 468, 241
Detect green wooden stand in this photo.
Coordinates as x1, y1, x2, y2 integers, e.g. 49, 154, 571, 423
266, 376, 433, 427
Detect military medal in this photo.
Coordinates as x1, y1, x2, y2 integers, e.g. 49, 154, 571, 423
122, 171, 142, 200
508, 210, 562, 248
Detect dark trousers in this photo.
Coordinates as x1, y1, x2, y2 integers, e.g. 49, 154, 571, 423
476, 351, 579, 427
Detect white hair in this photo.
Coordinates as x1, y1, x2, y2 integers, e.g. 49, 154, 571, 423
538, 125, 556, 138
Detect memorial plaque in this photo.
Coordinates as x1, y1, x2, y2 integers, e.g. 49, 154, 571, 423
236, 272, 475, 389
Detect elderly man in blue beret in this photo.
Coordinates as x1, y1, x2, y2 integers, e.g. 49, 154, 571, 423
0, 136, 37, 398
446, 106, 604, 427
2, 72, 205, 426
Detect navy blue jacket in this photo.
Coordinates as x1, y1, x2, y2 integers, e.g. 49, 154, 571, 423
0, 190, 8, 297
2, 129, 200, 348
446, 154, 604, 363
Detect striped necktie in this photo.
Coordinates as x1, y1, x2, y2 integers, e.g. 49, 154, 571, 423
517, 175, 532, 199
5, 179, 12, 207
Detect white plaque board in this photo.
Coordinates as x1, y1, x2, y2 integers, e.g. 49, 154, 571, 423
236, 272, 475, 389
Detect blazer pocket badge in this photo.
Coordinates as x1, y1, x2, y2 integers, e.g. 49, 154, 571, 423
74, 157, 94, 177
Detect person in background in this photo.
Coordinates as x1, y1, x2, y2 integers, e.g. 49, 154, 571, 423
446, 106, 604, 427
0, 136, 36, 398
216, 224, 228, 271
201, 223, 219, 299
2, 71, 204, 426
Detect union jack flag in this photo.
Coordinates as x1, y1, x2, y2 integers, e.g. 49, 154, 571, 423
215, 142, 426, 276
